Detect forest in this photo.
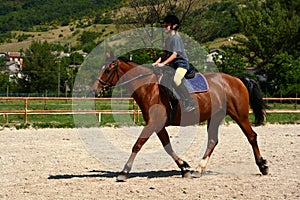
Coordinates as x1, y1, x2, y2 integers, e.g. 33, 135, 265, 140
0, 0, 123, 32
0, 0, 299, 97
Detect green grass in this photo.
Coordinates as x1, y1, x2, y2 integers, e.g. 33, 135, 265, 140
224, 113, 300, 125
266, 102, 298, 110
264, 113, 300, 124
0, 98, 139, 128
0, 99, 299, 129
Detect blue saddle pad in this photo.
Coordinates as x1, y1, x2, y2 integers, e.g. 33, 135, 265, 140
185, 73, 209, 93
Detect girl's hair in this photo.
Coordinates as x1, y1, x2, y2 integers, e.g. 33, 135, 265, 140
163, 15, 180, 30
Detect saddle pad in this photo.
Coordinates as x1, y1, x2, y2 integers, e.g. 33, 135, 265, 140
185, 73, 209, 93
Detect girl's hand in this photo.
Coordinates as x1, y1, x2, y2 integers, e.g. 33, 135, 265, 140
152, 63, 165, 67
152, 63, 158, 67
157, 63, 165, 67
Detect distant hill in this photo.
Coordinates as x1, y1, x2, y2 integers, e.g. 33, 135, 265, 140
0, 0, 240, 52
0, 0, 123, 32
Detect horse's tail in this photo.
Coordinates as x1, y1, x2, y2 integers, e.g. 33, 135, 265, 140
238, 76, 267, 126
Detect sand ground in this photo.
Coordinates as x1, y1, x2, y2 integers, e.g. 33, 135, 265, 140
0, 124, 299, 199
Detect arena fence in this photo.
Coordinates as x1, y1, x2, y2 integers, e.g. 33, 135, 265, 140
0, 97, 298, 124
0, 97, 139, 124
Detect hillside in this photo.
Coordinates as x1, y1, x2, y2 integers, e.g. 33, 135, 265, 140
1, 0, 298, 98
0, 0, 125, 51
0, 0, 123, 32
0, 0, 240, 52
0, 24, 118, 52
0, 24, 236, 52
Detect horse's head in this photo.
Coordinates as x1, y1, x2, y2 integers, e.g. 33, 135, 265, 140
90, 58, 120, 97
90, 57, 154, 97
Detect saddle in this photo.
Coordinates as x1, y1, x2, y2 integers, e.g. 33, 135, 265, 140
155, 67, 209, 122
157, 68, 208, 94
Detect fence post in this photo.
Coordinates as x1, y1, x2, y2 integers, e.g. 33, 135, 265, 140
5, 114, 8, 124
133, 100, 136, 123
24, 98, 28, 124
98, 112, 102, 123
296, 93, 298, 110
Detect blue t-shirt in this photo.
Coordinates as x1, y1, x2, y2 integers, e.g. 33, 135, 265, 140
164, 34, 190, 70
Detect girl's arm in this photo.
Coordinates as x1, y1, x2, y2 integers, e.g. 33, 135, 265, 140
153, 57, 161, 65
162, 52, 177, 65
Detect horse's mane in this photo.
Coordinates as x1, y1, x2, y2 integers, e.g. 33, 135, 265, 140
118, 57, 139, 64
118, 57, 152, 70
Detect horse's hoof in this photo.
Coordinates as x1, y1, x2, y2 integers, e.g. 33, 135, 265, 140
257, 158, 269, 175
182, 170, 193, 178
182, 170, 202, 178
260, 165, 269, 175
116, 171, 128, 182
190, 170, 202, 178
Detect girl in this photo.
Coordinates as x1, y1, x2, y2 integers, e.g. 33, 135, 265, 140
153, 15, 196, 112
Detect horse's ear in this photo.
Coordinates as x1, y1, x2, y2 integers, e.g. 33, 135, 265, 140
112, 56, 118, 62
105, 54, 115, 64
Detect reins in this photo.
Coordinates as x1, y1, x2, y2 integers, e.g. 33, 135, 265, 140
112, 72, 153, 89
97, 72, 153, 89
97, 58, 154, 90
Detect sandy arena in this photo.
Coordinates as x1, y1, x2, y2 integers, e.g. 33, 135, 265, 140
0, 124, 299, 199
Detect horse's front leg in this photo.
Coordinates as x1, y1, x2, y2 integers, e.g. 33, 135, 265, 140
116, 137, 149, 182
156, 128, 191, 178
117, 104, 167, 181
116, 124, 157, 182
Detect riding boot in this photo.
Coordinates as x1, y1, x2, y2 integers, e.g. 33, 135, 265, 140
175, 82, 197, 112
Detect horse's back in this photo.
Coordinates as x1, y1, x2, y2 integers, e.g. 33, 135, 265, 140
203, 73, 246, 96
197, 73, 248, 116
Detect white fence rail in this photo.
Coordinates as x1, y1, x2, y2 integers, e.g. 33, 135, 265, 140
0, 97, 298, 124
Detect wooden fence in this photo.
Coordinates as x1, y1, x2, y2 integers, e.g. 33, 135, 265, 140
0, 97, 299, 124
0, 97, 140, 124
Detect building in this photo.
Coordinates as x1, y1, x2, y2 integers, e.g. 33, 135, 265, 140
0, 52, 24, 72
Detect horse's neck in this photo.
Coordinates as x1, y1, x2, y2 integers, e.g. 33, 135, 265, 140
119, 61, 153, 80
119, 63, 157, 100
118, 60, 138, 75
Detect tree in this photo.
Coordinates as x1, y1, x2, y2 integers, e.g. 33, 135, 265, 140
264, 52, 300, 96
0, 56, 25, 96
220, 0, 300, 96
237, 0, 299, 62
0, 0, 123, 33
19, 41, 64, 95
0, 69, 10, 96
185, 1, 240, 43
60, 52, 83, 92
0, 56, 5, 67
114, 0, 200, 64
118, 0, 198, 28
215, 45, 254, 78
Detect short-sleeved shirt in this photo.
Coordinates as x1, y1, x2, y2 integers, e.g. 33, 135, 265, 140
164, 34, 190, 71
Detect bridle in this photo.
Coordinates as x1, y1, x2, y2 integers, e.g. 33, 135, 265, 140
96, 58, 153, 90
97, 59, 120, 89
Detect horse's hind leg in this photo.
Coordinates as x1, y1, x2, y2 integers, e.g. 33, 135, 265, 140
197, 111, 225, 174
236, 119, 269, 175
156, 128, 191, 178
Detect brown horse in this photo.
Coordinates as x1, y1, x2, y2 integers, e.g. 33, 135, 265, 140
91, 57, 269, 181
